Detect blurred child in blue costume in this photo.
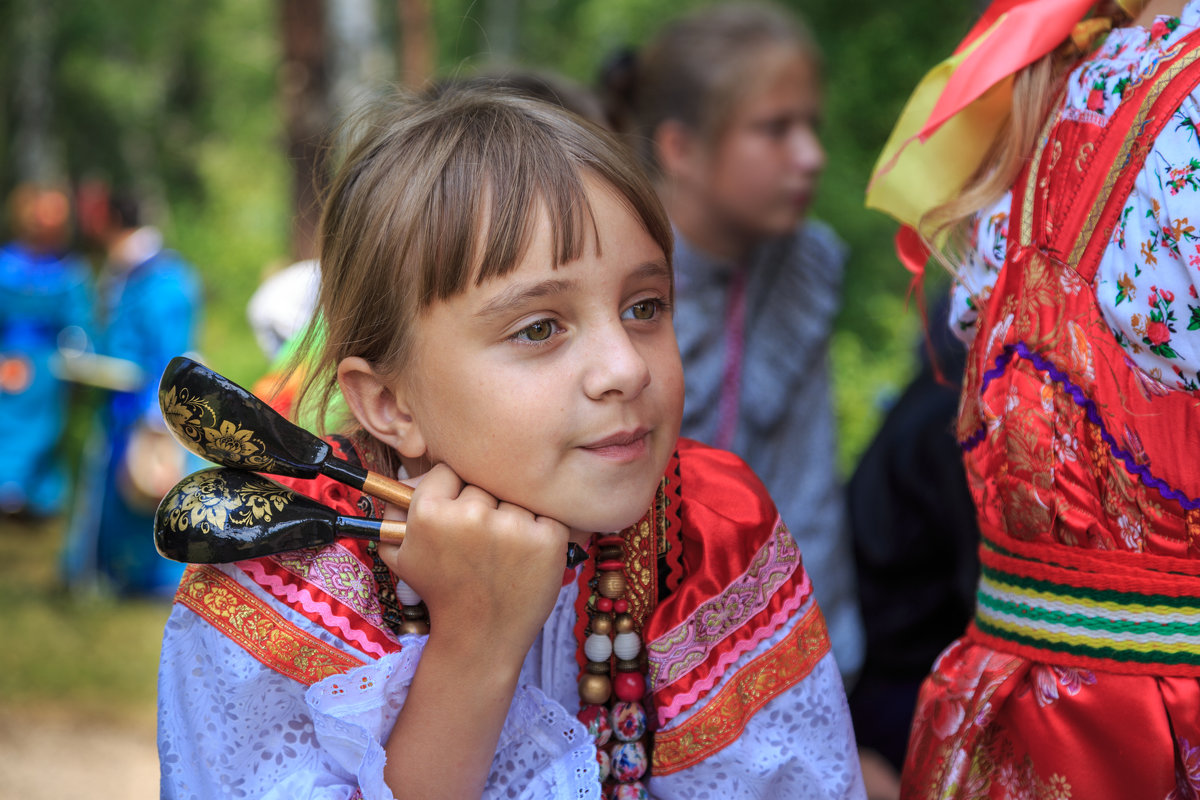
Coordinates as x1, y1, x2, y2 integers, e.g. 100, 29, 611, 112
605, 1, 865, 685
0, 183, 94, 518
63, 187, 203, 596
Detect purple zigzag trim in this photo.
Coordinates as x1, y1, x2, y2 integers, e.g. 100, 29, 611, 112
961, 348, 1021, 450
961, 341, 1200, 510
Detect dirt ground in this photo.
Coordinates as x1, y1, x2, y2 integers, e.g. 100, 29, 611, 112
0, 709, 158, 799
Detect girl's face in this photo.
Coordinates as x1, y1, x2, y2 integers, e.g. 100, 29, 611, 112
394, 176, 684, 539
696, 46, 825, 243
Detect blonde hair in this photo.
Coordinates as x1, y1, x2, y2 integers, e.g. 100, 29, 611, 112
921, 2, 1133, 266
297, 85, 673, 470
610, 1, 819, 175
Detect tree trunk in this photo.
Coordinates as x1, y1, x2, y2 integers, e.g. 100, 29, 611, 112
396, 0, 434, 90
12, 0, 56, 184
279, 0, 329, 261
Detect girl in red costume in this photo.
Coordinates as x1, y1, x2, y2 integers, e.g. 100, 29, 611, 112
156, 86, 865, 799
869, 0, 1200, 797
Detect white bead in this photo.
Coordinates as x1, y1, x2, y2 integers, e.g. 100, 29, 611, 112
613, 631, 640, 661
394, 578, 422, 606
584, 633, 614, 662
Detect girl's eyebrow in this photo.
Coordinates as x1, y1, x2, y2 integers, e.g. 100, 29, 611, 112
474, 277, 579, 321
634, 258, 672, 284
473, 259, 672, 321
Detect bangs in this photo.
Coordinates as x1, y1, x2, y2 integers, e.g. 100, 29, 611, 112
425, 125, 598, 302
409, 91, 671, 306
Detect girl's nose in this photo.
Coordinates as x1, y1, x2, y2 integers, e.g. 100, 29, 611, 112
582, 324, 652, 401
791, 126, 825, 174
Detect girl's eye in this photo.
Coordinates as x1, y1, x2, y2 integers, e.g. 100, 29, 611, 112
514, 319, 557, 342
624, 299, 664, 321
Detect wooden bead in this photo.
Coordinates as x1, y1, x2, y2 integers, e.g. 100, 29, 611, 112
597, 545, 623, 562
613, 632, 641, 661
578, 673, 612, 705
397, 619, 429, 636
614, 671, 645, 701
597, 572, 627, 599
584, 633, 614, 663
400, 605, 428, 620
615, 658, 640, 672
394, 579, 422, 606
585, 660, 611, 675
614, 613, 635, 634
590, 613, 613, 636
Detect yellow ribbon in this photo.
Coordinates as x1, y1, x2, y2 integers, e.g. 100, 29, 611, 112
866, 0, 1151, 271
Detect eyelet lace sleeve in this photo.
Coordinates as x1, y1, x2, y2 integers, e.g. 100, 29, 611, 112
647, 619, 867, 799
159, 596, 600, 799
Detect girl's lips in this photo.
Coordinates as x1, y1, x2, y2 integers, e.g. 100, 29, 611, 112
581, 429, 651, 461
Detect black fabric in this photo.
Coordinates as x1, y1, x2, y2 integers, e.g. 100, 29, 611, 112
846, 294, 980, 770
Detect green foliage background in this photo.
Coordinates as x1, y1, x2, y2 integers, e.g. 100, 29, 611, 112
0, 0, 976, 473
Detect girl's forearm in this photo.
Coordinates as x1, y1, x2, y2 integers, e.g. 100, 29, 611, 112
382, 634, 522, 799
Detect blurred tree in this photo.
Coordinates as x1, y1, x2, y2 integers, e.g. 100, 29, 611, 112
0, 0, 985, 463
280, 0, 329, 261
10, 0, 57, 184
398, 0, 435, 88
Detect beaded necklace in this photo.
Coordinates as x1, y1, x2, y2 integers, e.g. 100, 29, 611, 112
382, 461, 681, 797
577, 532, 651, 799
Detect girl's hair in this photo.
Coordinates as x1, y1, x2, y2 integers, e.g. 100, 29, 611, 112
920, 2, 1133, 267
602, 1, 819, 176
296, 84, 673, 471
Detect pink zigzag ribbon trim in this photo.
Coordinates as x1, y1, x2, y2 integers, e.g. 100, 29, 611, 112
655, 580, 811, 726
240, 559, 392, 659
647, 519, 802, 684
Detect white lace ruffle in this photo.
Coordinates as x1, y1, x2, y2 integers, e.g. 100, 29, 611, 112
159, 589, 600, 800
307, 639, 600, 800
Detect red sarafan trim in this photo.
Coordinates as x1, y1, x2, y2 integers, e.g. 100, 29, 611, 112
965, 621, 1200, 678
176, 565, 366, 685
651, 604, 829, 775
236, 434, 402, 657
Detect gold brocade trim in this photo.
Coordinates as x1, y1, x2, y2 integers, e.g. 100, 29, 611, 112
622, 475, 669, 627
1020, 96, 1064, 249
650, 604, 830, 775
175, 565, 366, 685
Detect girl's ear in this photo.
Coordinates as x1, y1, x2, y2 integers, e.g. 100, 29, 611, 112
653, 119, 702, 181
337, 356, 428, 460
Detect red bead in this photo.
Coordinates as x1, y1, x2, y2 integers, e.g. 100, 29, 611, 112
613, 598, 629, 613
597, 560, 624, 571
614, 670, 645, 701
596, 596, 614, 612
597, 535, 624, 547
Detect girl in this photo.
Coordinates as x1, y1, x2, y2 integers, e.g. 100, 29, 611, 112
605, 1, 866, 692
156, 87, 865, 798
869, 0, 1200, 797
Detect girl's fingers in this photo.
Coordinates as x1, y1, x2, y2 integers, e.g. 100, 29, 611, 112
410, 462, 464, 500
376, 542, 402, 566
456, 484, 500, 509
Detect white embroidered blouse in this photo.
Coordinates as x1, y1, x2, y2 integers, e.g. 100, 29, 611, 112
951, 0, 1200, 394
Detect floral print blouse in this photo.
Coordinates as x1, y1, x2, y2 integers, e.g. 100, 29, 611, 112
951, 1, 1200, 391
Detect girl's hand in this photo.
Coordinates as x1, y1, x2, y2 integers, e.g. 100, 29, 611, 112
375, 462, 571, 665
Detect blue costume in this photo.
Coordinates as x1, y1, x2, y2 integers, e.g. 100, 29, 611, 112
0, 242, 94, 516
63, 229, 202, 596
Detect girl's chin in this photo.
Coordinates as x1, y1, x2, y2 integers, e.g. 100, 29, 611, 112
567, 510, 648, 544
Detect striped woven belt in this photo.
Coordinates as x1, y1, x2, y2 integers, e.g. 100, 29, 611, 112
972, 535, 1200, 676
